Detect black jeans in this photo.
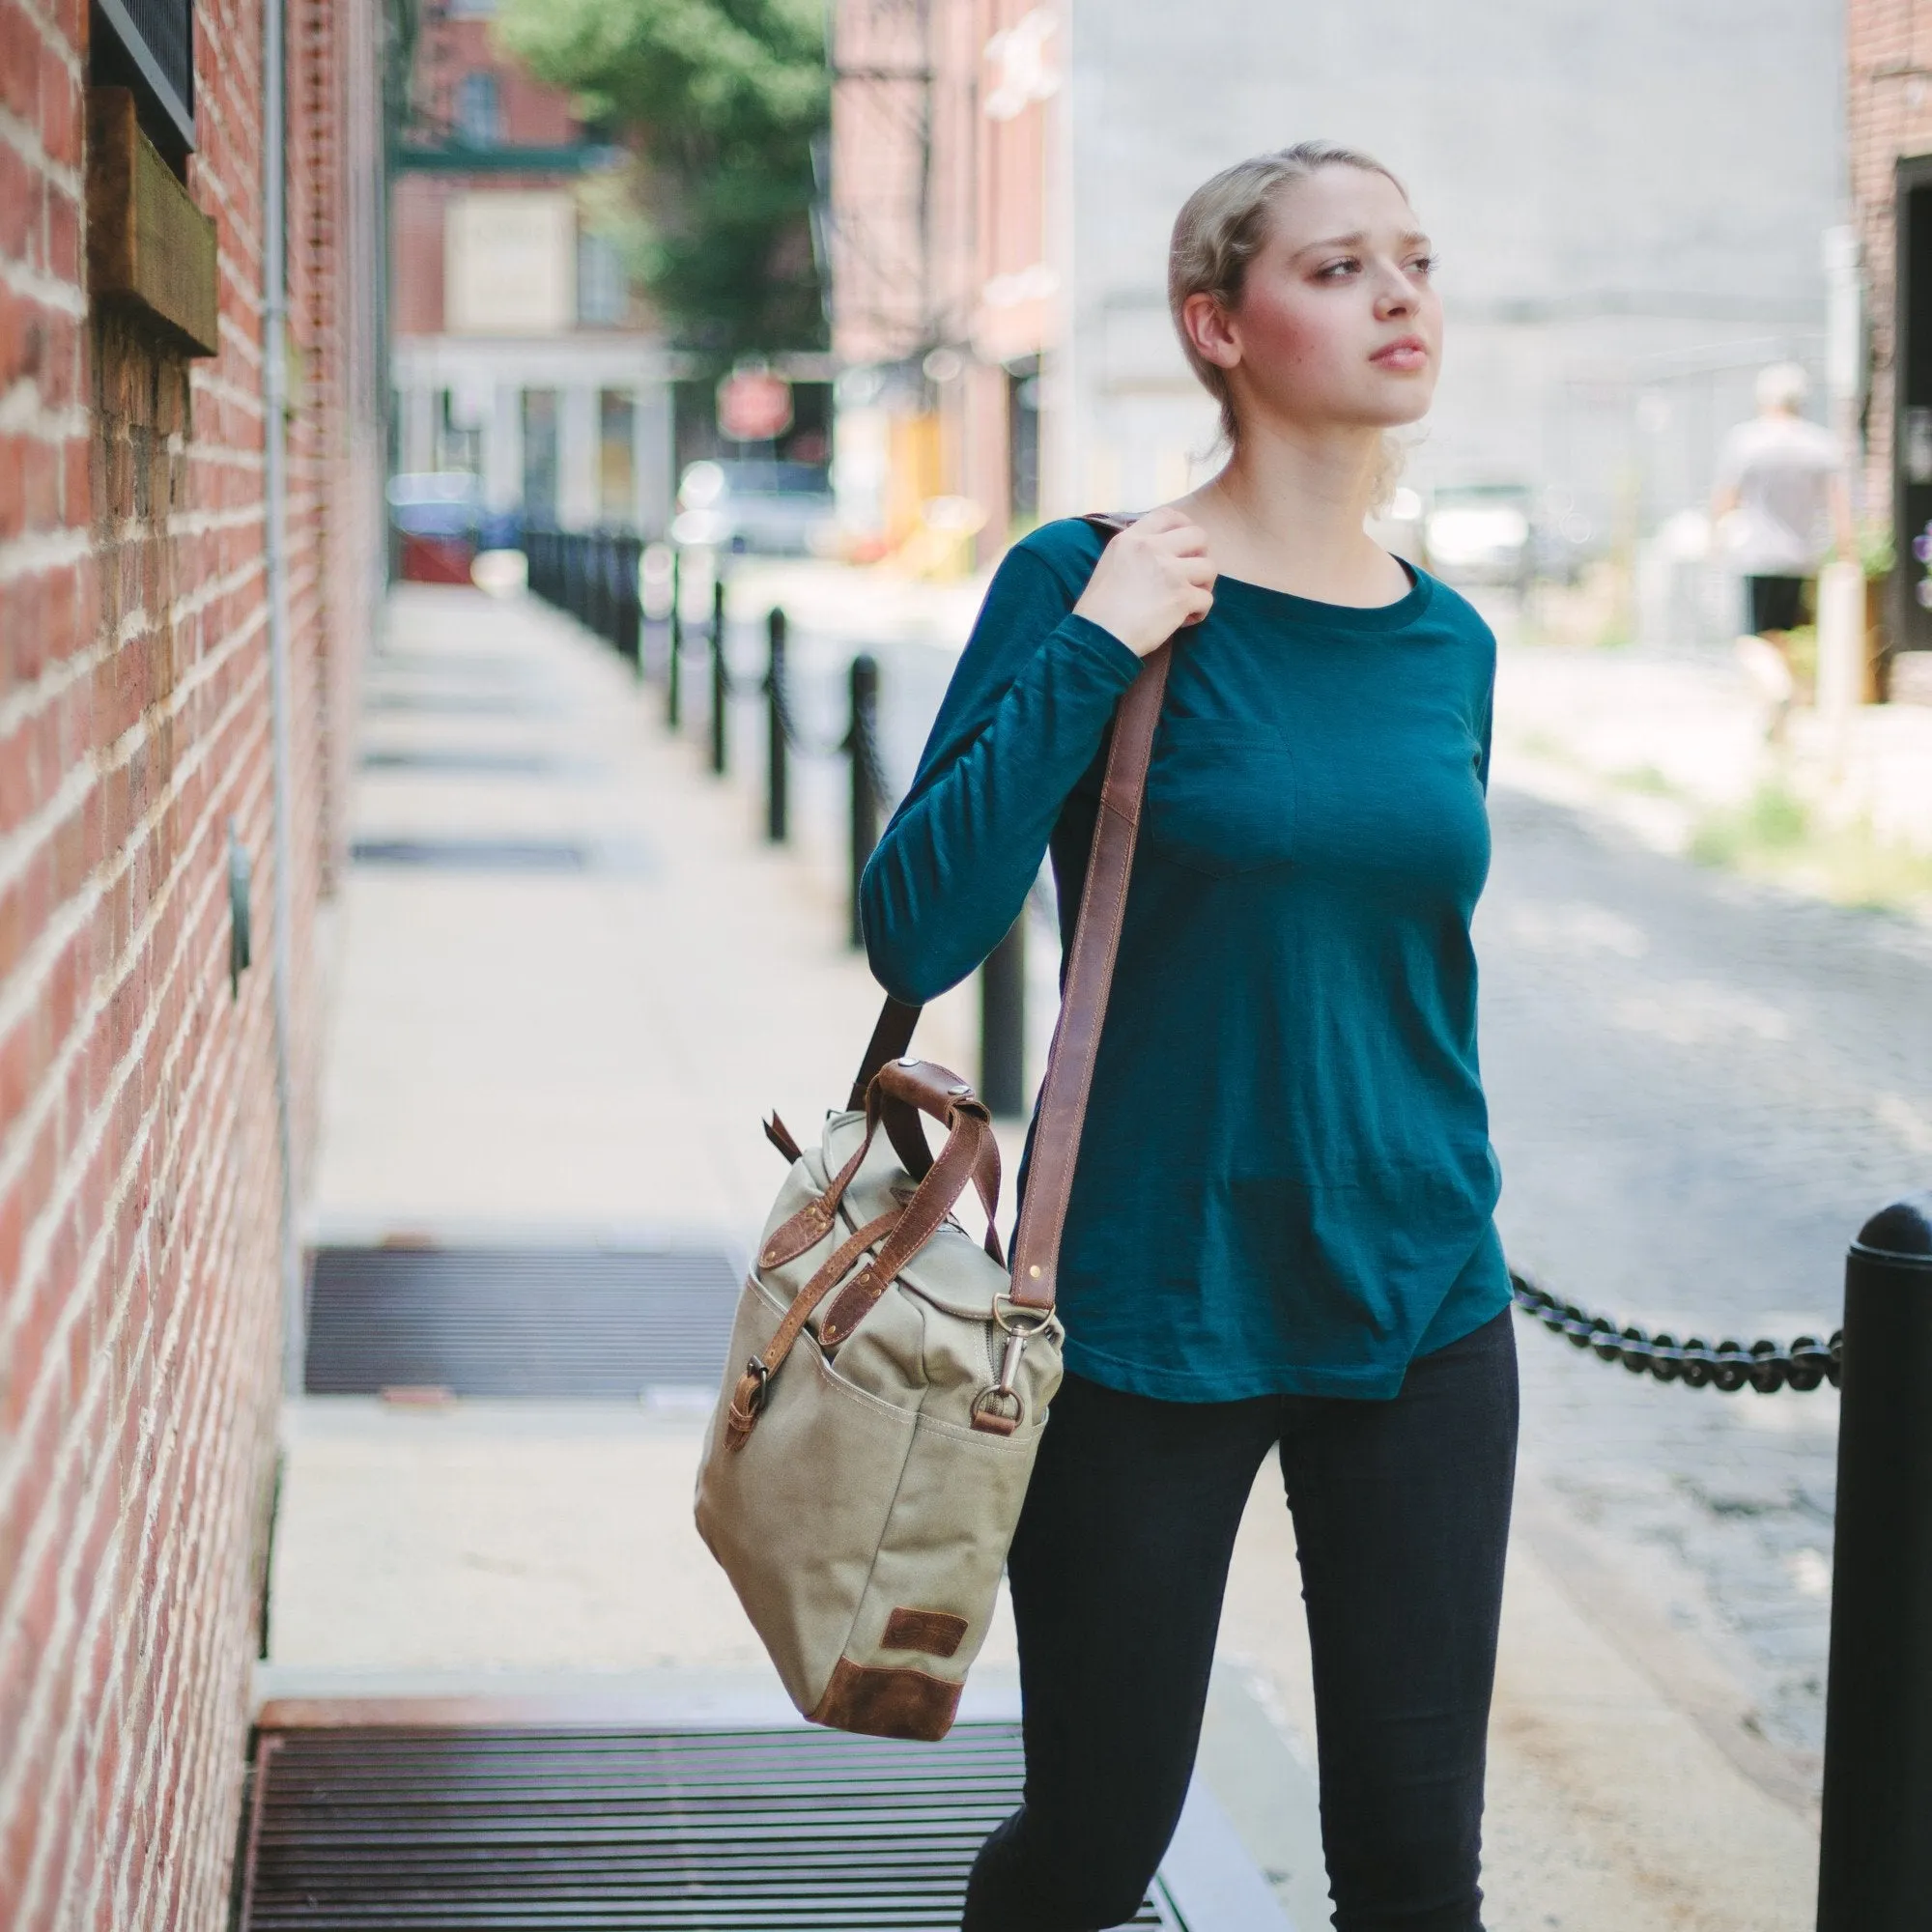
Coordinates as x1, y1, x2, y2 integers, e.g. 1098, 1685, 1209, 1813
961, 1310, 1519, 1932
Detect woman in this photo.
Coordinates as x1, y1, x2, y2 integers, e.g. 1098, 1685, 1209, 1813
862, 143, 1515, 1932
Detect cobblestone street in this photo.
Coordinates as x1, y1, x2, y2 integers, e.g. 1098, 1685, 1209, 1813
1484, 781, 1932, 1779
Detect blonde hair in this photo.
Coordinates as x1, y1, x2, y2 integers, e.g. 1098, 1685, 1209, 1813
1755, 361, 1809, 413
1168, 142, 1407, 447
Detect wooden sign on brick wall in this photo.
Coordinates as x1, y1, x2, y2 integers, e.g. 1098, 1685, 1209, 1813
84, 87, 218, 355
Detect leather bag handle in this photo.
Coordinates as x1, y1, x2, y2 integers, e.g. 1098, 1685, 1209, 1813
847, 512, 1170, 1314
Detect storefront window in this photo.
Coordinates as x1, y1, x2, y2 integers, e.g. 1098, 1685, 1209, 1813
523, 389, 559, 523
578, 232, 628, 327
599, 390, 637, 524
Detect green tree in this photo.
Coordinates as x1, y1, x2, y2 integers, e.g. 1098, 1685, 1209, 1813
497, 0, 829, 363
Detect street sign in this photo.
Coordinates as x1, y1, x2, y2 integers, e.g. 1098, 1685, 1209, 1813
717, 369, 792, 443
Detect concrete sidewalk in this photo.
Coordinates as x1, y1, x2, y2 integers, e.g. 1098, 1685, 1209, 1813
266, 582, 1818, 1932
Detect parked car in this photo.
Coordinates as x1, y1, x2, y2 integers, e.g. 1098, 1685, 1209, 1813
670, 459, 837, 555
387, 471, 481, 584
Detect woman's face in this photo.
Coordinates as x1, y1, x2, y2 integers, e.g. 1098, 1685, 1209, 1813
1189, 165, 1441, 435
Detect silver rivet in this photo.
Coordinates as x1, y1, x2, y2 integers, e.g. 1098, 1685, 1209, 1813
1028, 1264, 1042, 1279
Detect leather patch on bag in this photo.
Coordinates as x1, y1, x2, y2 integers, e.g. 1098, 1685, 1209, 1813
808, 1657, 962, 1742
883, 1607, 969, 1658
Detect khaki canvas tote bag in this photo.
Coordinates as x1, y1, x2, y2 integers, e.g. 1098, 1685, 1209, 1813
695, 515, 1169, 1741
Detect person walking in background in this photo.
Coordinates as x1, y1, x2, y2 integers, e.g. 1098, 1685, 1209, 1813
1712, 361, 1855, 739
864, 142, 1515, 1932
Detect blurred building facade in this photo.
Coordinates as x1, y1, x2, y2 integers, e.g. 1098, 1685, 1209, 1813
0, 0, 384, 1920
1850, 0, 1932, 653
831, 0, 1845, 578
390, 0, 674, 534
1064, 1, 1845, 566
829, 0, 1063, 563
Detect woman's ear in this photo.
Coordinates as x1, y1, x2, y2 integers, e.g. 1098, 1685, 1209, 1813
1182, 290, 1241, 372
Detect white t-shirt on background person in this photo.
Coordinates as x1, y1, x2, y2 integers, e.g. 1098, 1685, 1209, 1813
1714, 413, 1841, 578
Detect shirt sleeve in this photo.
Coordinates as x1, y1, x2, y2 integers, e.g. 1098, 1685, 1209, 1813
860, 543, 1143, 1005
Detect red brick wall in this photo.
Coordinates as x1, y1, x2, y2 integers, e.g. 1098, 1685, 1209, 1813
1848, 0, 1932, 519
0, 0, 380, 1920
421, 17, 579, 146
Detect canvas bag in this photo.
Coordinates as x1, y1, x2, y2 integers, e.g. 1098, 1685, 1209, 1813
695, 515, 1170, 1741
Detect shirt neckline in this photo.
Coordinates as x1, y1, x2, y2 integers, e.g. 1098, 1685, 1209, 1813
1210, 557, 1434, 633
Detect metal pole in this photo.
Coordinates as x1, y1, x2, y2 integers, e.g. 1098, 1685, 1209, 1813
980, 914, 1026, 1117
848, 653, 879, 950
261, 0, 302, 1394
710, 575, 728, 776
667, 548, 683, 728
766, 607, 788, 842
1817, 1195, 1932, 1931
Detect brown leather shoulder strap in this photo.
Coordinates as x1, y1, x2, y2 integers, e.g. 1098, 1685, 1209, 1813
846, 511, 1165, 1312
1007, 631, 1168, 1307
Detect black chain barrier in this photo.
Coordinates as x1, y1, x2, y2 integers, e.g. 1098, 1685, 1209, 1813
763, 634, 899, 809
766, 646, 849, 760
847, 673, 895, 813
1509, 1268, 1841, 1392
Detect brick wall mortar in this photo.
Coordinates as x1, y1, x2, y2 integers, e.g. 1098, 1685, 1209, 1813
0, 584, 270, 1042
0, 736, 264, 1433
0, 0, 383, 1917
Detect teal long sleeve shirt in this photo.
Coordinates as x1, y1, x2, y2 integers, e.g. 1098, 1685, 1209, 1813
860, 517, 1510, 1401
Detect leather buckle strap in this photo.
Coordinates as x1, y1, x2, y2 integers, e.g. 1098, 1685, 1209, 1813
727, 1208, 901, 1449
874, 1056, 984, 1180
819, 1101, 997, 1347
760, 1058, 1002, 1276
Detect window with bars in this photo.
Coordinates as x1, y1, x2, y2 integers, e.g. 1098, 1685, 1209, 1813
90, 0, 195, 167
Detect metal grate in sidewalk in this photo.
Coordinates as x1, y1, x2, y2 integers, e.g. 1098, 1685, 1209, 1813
349, 835, 653, 873
365, 689, 559, 717
358, 747, 576, 777
304, 1246, 741, 1398
238, 1722, 1181, 1929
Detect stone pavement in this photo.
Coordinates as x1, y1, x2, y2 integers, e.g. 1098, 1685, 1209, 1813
264, 582, 1821, 1932
1482, 785, 1932, 1772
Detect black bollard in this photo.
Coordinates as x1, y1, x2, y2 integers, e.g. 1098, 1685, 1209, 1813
596, 532, 616, 646
766, 608, 788, 843
619, 536, 642, 669
980, 915, 1026, 1118
1816, 1196, 1932, 1931
667, 549, 683, 729
710, 576, 728, 776
848, 654, 880, 950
